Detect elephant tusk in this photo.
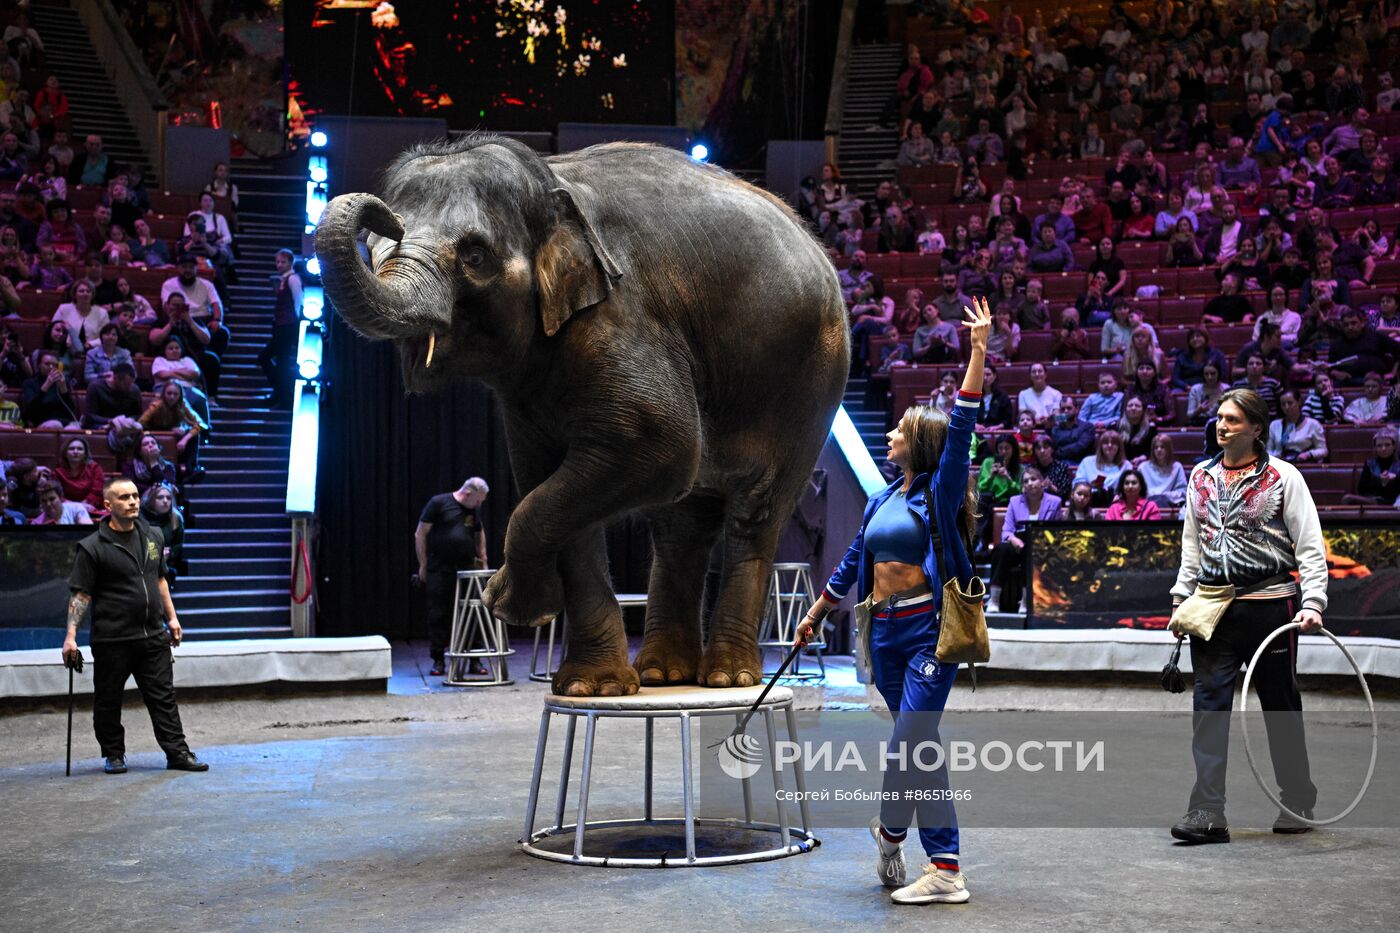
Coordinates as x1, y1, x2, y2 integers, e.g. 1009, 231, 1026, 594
426, 333, 436, 368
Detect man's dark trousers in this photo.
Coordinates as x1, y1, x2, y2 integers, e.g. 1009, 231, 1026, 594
425, 570, 456, 665
91, 630, 191, 759
1188, 596, 1317, 815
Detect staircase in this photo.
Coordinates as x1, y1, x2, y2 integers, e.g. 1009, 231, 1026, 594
176, 158, 307, 639
842, 376, 891, 468
28, 5, 150, 175
835, 43, 904, 201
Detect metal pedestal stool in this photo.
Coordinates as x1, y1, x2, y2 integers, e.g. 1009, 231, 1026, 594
529, 594, 649, 684
521, 685, 818, 867
444, 569, 515, 687
758, 563, 825, 681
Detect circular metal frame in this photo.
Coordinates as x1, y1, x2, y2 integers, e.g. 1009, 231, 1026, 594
521, 817, 819, 867
1239, 622, 1378, 827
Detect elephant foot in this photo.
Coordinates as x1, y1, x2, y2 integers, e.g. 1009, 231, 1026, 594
633, 637, 700, 686
483, 560, 561, 628
697, 644, 763, 688
553, 657, 641, 698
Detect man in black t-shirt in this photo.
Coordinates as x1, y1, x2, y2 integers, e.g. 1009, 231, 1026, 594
64, 477, 207, 774
414, 477, 489, 676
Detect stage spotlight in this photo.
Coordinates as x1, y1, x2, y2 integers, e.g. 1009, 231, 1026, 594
690, 142, 709, 162
305, 256, 321, 277
308, 156, 328, 183
299, 359, 321, 380
302, 287, 324, 322
310, 131, 328, 148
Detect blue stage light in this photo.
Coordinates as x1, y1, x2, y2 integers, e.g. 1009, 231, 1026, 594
305, 256, 321, 276
308, 156, 328, 183
690, 143, 709, 162
310, 131, 328, 148
299, 359, 321, 380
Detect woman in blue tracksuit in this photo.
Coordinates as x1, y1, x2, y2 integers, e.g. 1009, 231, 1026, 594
796, 297, 991, 906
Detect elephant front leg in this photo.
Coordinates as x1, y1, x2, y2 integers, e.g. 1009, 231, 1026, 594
552, 527, 638, 697
633, 496, 723, 685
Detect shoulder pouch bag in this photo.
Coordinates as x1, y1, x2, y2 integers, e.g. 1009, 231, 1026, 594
1168, 572, 1294, 641
930, 509, 991, 669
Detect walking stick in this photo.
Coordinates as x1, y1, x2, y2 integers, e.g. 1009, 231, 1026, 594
65, 651, 84, 777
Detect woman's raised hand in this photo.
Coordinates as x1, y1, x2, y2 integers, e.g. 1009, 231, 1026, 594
963, 296, 993, 350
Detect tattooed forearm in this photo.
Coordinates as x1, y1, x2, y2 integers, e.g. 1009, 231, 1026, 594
67, 592, 90, 637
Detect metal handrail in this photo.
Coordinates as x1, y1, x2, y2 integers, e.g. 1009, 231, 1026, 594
822, 0, 860, 165
75, 0, 170, 186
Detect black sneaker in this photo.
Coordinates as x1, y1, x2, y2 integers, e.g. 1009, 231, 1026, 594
167, 752, 209, 772
1273, 807, 1315, 834
1170, 808, 1230, 844
103, 755, 127, 774
428, 660, 446, 677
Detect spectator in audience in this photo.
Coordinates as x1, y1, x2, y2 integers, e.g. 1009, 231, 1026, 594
28, 243, 71, 291
1232, 351, 1283, 418
1017, 362, 1062, 425
140, 382, 205, 479
1345, 428, 1400, 506
975, 432, 1022, 552
0, 483, 25, 524
35, 198, 84, 259
141, 482, 187, 586
1323, 106, 1368, 155
83, 322, 132, 387
1201, 272, 1254, 326
953, 158, 988, 204
125, 434, 181, 497
151, 336, 212, 428
1078, 370, 1123, 430
1220, 236, 1270, 292
31, 482, 92, 525
1074, 429, 1126, 506
56, 436, 105, 512
74, 252, 120, 305
1123, 324, 1167, 378
978, 365, 1015, 428
1117, 396, 1158, 462
20, 349, 79, 428
1032, 196, 1075, 247
84, 360, 142, 430
110, 304, 145, 352
928, 370, 958, 415
1166, 215, 1205, 267
837, 249, 872, 304
912, 303, 960, 364
1030, 221, 1069, 273
160, 254, 229, 354
1143, 433, 1188, 507
1052, 306, 1091, 360
1105, 467, 1161, 520
69, 135, 113, 188
7, 458, 41, 515
1255, 286, 1303, 348
1204, 202, 1249, 265
1301, 371, 1346, 424
131, 217, 170, 268
988, 463, 1061, 612
185, 192, 235, 258
1086, 238, 1128, 297
203, 162, 238, 210
0, 322, 31, 388
897, 122, 936, 166
1235, 321, 1294, 383
987, 220, 1027, 272
34, 74, 68, 139
1356, 154, 1398, 206
107, 277, 154, 325
1014, 278, 1051, 331
1099, 303, 1135, 358
1312, 157, 1355, 209
32, 319, 75, 376
874, 324, 911, 375
1344, 372, 1390, 425
1029, 435, 1076, 499
1062, 480, 1094, 520
1073, 190, 1115, 246
1118, 194, 1154, 241
985, 305, 1020, 364
892, 287, 924, 338
966, 118, 1004, 164
1329, 307, 1400, 387
150, 291, 221, 399
1218, 137, 1263, 188
1268, 389, 1328, 463
1172, 327, 1228, 391
930, 271, 970, 324
1125, 359, 1174, 425
52, 280, 110, 354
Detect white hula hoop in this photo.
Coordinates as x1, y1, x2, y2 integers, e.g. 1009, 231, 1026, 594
1239, 622, 1378, 827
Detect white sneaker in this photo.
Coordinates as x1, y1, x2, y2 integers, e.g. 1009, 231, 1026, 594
868, 817, 906, 888
890, 862, 971, 905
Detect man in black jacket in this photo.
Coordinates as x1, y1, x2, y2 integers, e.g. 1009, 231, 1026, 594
63, 476, 208, 775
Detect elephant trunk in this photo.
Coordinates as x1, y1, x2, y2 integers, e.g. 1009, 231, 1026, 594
315, 193, 445, 340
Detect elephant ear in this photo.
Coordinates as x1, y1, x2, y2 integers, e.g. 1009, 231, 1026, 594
535, 186, 622, 338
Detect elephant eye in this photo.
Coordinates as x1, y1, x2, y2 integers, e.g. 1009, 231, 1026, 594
463, 246, 488, 268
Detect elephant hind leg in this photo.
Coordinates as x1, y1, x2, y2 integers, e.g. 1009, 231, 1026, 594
698, 470, 792, 689
634, 494, 724, 685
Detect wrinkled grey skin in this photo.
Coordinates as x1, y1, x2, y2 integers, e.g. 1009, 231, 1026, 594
316, 135, 848, 696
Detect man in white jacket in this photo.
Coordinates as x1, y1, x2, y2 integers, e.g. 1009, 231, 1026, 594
1168, 387, 1327, 844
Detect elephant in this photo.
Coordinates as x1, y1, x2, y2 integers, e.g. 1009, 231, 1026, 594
316, 134, 848, 696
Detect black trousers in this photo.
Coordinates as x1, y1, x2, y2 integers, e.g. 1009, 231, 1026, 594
1188, 596, 1317, 815
425, 570, 456, 664
91, 630, 190, 760
988, 541, 1024, 611
258, 322, 299, 403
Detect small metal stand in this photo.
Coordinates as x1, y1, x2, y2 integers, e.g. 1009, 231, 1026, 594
521, 685, 818, 867
757, 563, 825, 681
529, 594, 648, 684
444, 569, 515, 687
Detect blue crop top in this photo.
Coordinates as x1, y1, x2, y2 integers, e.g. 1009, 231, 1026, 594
864, 486, 926, 565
